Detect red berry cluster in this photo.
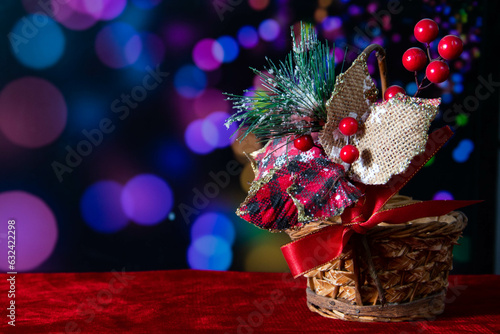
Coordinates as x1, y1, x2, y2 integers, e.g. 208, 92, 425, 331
338, 117, 359, 164
397, 18, 464, 96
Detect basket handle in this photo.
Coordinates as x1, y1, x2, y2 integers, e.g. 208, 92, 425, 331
360, 44, 388, 100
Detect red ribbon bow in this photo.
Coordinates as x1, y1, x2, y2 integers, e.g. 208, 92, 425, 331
281, 126, 482, 278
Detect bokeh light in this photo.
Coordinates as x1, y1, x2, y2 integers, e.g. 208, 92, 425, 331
322, 16, 342, 32
244, 240, 290, 272
433, 190, 454, 201
216, 36, 239, 63
121, 174, 173, 225
174, 65, 207, 98
0, 191, 58, 272
67, 92, 107, 133
205, 111, 236, 148
131, 0, 162, 9
187, 235, 232, 270
51, 0, 100, 30
99, 0, 128, 20
162, 21, 199, 51
424, 156, 435, 167
80, 181, 129, 233
248, 0, 270, 11
95, 22, 142, 68
191, 212, 235, 245
453, 235, 471, 262
185, 119, 214, 154
10, 14, 65, 69
258, 19, 280, 41
455, 113, 469, 127
240, 163, 254, 192
238, 25, 259, 49
0, 77, 67, 148
155, 140, 193, 177
192, 38, 223, 71
133, 32, 166, 70
452, 138, 474, 163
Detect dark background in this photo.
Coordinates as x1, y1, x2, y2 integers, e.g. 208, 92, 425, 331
0, 0, 497, 275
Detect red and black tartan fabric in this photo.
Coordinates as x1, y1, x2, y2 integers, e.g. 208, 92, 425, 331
238, 137, 362, 231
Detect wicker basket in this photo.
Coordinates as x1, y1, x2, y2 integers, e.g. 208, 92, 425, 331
286, 195, 467, 322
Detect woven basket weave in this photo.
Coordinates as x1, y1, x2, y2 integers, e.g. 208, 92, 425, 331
286, 195, 467, 322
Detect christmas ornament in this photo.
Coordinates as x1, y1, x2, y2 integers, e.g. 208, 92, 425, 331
225, 21, 478, 323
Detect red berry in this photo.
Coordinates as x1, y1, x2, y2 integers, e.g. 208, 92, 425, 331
402, 47, 427, 72
438, 35, 463, 60
294, 134, 314, 151
384, 85, 406, 100
426, 60, 450, 83
340, 145, 359, 164
338, 117, 358, 136
414, 18, 439, 44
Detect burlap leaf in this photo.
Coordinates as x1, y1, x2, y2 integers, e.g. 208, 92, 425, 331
349, 94, 441, 185
319, 52, 379, 165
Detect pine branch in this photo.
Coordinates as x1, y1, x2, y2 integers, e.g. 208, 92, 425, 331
225, 22, 336, 141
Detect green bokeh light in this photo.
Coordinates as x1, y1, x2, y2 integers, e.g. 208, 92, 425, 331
424, 156, 435, 167
455, 113, 469, 127
453, 235, 471, 262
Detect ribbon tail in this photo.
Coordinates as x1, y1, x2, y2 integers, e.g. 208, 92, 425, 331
281, 225, 354, 278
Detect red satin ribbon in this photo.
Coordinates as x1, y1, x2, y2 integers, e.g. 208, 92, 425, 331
281, 126, 482, 278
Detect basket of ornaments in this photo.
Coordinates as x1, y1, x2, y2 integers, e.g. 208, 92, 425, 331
225, 21, 479, 322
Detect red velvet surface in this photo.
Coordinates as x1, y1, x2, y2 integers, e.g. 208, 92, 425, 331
1, 270, 499, 333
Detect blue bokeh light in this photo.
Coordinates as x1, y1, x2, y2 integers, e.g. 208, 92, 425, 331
155, 140, 193, 176
216, 36, 239, 63
80, 181, 129, 233
441, 92, 453, 104
174, 65, 207, 98
237, 25, 259, 49
452, 139, 474, 163
10, 14, 65, 69
258, 19, 280, 41
405, 82, 418, 96
187, 235, 232, 270
191, 212, 235, 245
131, 0, 162, 9
67, 92, 107, 134
95, 22, 142, 68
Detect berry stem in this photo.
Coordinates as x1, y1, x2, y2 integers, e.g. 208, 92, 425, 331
426, 43, 433, 61
414, 76, 431, 97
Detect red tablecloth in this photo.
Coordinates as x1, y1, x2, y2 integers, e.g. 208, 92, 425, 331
0, 270, 499, 333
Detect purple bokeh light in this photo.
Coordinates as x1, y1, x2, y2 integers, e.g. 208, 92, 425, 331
80, 181, 129, 233
95, 22, 142, 68
433, 190, 454, 201
99, 0, 128, 20
258, 19, 280, 41
205, 111, 236, 148
121, 174, 173, 225
51, 0, 101, 30
184, 119, 214, 154
192, 38, 223, 71
0, 191, 58, 272
0, 77, 67, 148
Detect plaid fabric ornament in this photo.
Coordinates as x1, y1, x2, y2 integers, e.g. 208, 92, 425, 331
237, 137, 361, 231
